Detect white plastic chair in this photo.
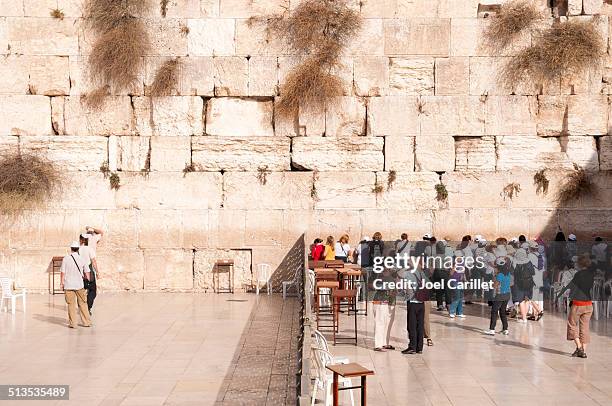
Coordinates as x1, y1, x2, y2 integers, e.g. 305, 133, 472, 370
282, 266, 301, 299
311, 348, 354, 406
313, 330, 349, 364
255, 263, 272, 295
0, 277, 26, 314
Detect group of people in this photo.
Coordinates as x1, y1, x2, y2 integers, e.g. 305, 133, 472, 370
310, 230, 610, 359
59, 226, 103, 329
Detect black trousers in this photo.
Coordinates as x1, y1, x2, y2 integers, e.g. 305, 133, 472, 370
432, 269, 451, 308
489, 294, 509, 331
407, 302, 425, 352
87, 268, 97, 310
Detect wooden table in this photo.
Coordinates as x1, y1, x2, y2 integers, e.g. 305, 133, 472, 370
315, 280, 339, 331
326, 363, 374, 406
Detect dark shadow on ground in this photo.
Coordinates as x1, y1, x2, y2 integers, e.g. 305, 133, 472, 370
32, 314, 66, 326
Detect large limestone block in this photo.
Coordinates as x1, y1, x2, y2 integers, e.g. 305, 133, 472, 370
248, 56, 278, 96
115, 172, 223, 210
7, 213, 45, 250
469, 57, 509, 96
414, 136, 455, 172
485, 96, 537, 136
454, 136, 496, 171
104, 209, 140, 249
150, 136, 191, 171
220, 0, 289, 17
568, 94, 608, 135
384, 18, 450, 56
0, 55, 69, 95
310, 209, 362, 244
0, 95, 52, 135
325, 97, 366, 137
600, 136, 612, 170
182, 209, 210, 248
298, 103, 325, 136
496, 135, 598, 171
235, 18, 286, 56
292, 136, 384, 171
207, 209, 247, 247
115, 136, 150, 172
0, 1, 24, 16
347, 18, 384, 56
213, 56, 248, 96
245, 210, 283, 247
434, 57, 469, 95
376, 171, 438, 210
20, 136, 107, 171
144, 249, 194, 291
63, 96, 134, 135
134, 96, 204, 136
360, 209, 433, 242
359, 0, 396, 18
442, 172, 508, 209
367, 96, 419, 136
205, 98, 273, 136
384, 136, 415, 171
564, 136, 600, 170
353, 56, 389, 97
0, 55, 29, 93
178, 56, 215, 96
583, 0, 603, 14
450, 18, 483, 57
144, 19, 188, 56
396, 0, 441, 17
40, 210, 80, 248
192, 136, 291, 171
194, 249, 252, 292
223, 172, 313, 210
314, 171, 377, 209
438, 0, 480, 18
96, 249, 144, 291
138, 210, 183, 248
388, 58, 434, 95
10, 249, 62, 291
419, 96, 485, 136
50, 174, 116, 210
6, 17, 78, 55
187, 19, 235, 56
536, 96, 568, 136
568, 0, 583, 15
431, 208, 496, 240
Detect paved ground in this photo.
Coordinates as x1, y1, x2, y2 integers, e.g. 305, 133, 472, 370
0, 293, 299, 406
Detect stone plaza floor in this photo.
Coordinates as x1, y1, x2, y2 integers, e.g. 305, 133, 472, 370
1, 293, 612, 405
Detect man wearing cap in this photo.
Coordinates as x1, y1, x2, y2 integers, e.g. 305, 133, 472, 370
79, 233, 99, 315
60, 242, 92, 328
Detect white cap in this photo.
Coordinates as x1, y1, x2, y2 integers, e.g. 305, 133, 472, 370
423, 233, 432, 239
528, 241, 539, 249
70, 241, 80, 249
362, 236, 371, 242
80, 233, 90, 239
568, 234, 577, 241
520, 242, 530, 249
495, 257, 507, 266
474, 234, 484, 242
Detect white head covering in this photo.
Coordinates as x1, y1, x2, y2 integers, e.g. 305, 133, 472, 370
70, 241, 80, 249
513, 248, 530, 265
568, 234, 577, 241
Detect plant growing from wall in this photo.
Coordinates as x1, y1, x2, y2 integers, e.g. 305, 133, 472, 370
149, 58, 180, 96
183, 162, 197, 177
435, 183, 448, 202
257, 166, 271, 185
555, 164, 597, 205
501, 19, 605, 88
50, 9, 65, 20
257, 0, 361, 117
372, 181, 384, 195
109, 172, 121, 190
310, 170, 319, 201
100, 160, 111, 178
160, 0, 169, 17
0, 153, 63, 214
534, 169, 549, 195
387, 170, 397, 191
83, 0, 152, 108
502, 182, 521, 200
483, 0, 541, 51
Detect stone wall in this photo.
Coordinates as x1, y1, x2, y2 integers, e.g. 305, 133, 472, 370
1, 0, 611, 291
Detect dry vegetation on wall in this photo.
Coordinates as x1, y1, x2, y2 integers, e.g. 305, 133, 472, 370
483, 0, 541, 51
556, 165, 597, 205
502, 182, 521, 200
258, 0, 361, 117
149, 59, 180, 96
84, 0, 151, 108
0, 153, 63, 214
435, 183, 448, 202
534, 169, 550, 195
501, 19, 605, 88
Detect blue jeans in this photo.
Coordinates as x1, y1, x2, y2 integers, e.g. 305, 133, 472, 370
449, 289, 464, 316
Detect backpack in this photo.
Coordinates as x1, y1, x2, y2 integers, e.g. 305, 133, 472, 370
514, 262, 535, 290
369, 240, 384, 264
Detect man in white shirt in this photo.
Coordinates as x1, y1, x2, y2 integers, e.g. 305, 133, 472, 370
60, 242, 92, 328
79, 233, 99, 315
84, 225, 104, 258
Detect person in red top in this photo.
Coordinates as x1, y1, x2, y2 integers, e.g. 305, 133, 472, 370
311, 238, 324, 261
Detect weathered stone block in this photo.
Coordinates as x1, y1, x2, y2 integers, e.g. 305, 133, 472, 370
359, 0, 396, 18
292, 136, 384, 171
188, 18, 235, 56
20, 136, 108, 171
450, 18, 483, 57
367, 96, 419, 136
96, 249, 144, 291
7, 17, 78, 55
438, 0, 480, 18
485, 96, 537, 136
536, 95, 568, 136
235, 18, 286, 56
583, 0, 603, 14
565, 136, 599, 170
194, 249, 252, 292
182, 209, 210, 248
153, 0, 201, 18
134, 96, 204, 136
11, 249, 62, 291
353, 56, 389, 97
150, 136, 191, 172
314, 171, 377, 209
248, 56, 278, 96
442, 172, 507, 209
414, 136, 455, 172
50, 174, 116, 210
138, 210, 184, 248
600, 136, 612, 171
568, 94, 608, 135
145, 19, 188, 56
347, 18, 384, 56
376, 171, 438, 210
419, 96, 485, 136
223, 172, 313, 210
384, 18, 450, 56
115, 136, 150, 172
192, 136, 291, 171
245, 210, 283, 247
434, 57, 469, 95
214, 56, 248, 96
177, 56, 215, 96
104, 209, 140, 249
208, 209, 247, 248
63, 96, 134, 135
144, 249, 194, 291
0, 95, 52, 135
469, 57, 508, 96
220, 0, 289, 17
0, 55, 69, 95
325, 97, 366, 137
384, 136, 415, 172
388, 58, 434, 95
454, 136, 496, 171
298, 104, 325, 137
115, 172, 223, 210
0, 0, 24, 16
205, 98, 273, 136
568, 0, 583, 15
